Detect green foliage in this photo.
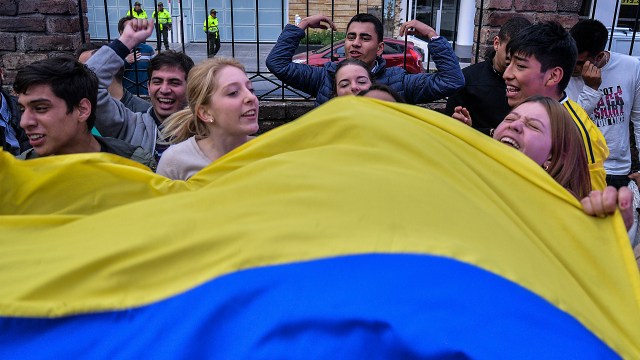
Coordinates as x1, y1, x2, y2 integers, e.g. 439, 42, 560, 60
300, 30, 346, 45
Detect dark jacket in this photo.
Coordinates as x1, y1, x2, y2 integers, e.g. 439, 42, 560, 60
444, 53, 510, 135
1, 89, 30, 155
19, 135, 157, 170
266, 24, 465, 106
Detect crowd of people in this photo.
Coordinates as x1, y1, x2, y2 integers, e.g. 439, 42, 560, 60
1, 13, 639, 261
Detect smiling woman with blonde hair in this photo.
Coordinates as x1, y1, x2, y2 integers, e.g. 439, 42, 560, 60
157, 57, 259, 180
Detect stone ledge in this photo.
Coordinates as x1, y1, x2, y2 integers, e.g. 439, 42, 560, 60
257, 100, 447, 133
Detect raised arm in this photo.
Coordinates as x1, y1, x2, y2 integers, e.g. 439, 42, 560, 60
119, 18, 155, 50
85, 19, 155, 144
398, 20, 464, 103
265, 16, 336, 97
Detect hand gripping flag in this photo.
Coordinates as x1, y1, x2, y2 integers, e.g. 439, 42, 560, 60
1, 97, 639, 358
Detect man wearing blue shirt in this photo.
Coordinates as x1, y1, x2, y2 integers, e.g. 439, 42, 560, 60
0, 67, 29, 155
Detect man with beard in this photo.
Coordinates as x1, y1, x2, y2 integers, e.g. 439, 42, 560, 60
86, 18, 194, 163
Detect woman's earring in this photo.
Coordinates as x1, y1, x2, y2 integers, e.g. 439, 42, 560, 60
543, 163, 550, 171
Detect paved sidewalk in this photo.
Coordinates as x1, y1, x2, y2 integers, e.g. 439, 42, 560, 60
162, 42, 308, 99
165, 42, 275, 72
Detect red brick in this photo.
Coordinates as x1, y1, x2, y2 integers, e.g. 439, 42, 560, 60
0, 15, 45, 32
480, 27, 499, 44
557, 0, 581, 12
18, 34, 80, 51
40, 1, 78, 15
20, 0, 77, 15
0, 0, 18, 16
483, 0, 513, 11
485, 11, 534, 27
2, 70, 17, 88
0, 33, 16, 51
535, 13, 579, 28
514, 0, 556, 12
476, 44, 493, 61
48, 50, 78, 59
2, 52, 48, 70
18, 1, 39, 14
47, 15, 88, 33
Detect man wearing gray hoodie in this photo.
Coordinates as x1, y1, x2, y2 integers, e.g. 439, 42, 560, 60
86, 18, 194, 163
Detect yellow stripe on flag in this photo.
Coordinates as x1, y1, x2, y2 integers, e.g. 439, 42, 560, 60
1, 97, 639, 357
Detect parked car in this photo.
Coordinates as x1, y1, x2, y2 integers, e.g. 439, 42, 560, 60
607, 27, 640, 59
292, 38, 425, 74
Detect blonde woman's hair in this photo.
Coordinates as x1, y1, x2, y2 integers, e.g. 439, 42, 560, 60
160, 57, 246, 144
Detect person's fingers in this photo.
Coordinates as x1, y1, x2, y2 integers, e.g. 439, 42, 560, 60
136, 19, 149, 31
399, 20, 416, 36
580, 194, 596, 215
132, 19, 143, 31
451, 112, 469, 125
324, 18, 337, 31
398, 23, 406, 36
622, 206, 634, 231
582, 60, 592, 75
617, 187, 634, 230
584, 190, 607, 217
602, 186, 619, 215
629, 172, 640, 184
617, 186, 632, 211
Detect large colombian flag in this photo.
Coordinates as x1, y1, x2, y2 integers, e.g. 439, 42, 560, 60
1, 97, 639, 358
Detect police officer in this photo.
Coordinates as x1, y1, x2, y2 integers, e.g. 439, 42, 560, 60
126, 2, 147, 20
203, 9, 220, 57
152, 2, 172, 51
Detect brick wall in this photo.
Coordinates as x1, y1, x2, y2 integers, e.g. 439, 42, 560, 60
0, 0, 88, 88
288, 0, 401, 33
474, 0, 581, 63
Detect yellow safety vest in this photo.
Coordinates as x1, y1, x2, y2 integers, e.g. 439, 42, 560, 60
152, 9, 171, 30
204, 16, 219, 35
126, 9, 148, 20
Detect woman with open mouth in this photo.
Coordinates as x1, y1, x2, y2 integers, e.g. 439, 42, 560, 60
466, 95, 633, 228
156, 58, 259, 180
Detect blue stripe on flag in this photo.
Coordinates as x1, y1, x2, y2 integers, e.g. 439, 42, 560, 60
0, 254, 618, 359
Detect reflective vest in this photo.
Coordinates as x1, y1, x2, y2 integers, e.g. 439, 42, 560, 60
204, 16, 219, 35
152, 9, 171, 30
126, 9, 148, 20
